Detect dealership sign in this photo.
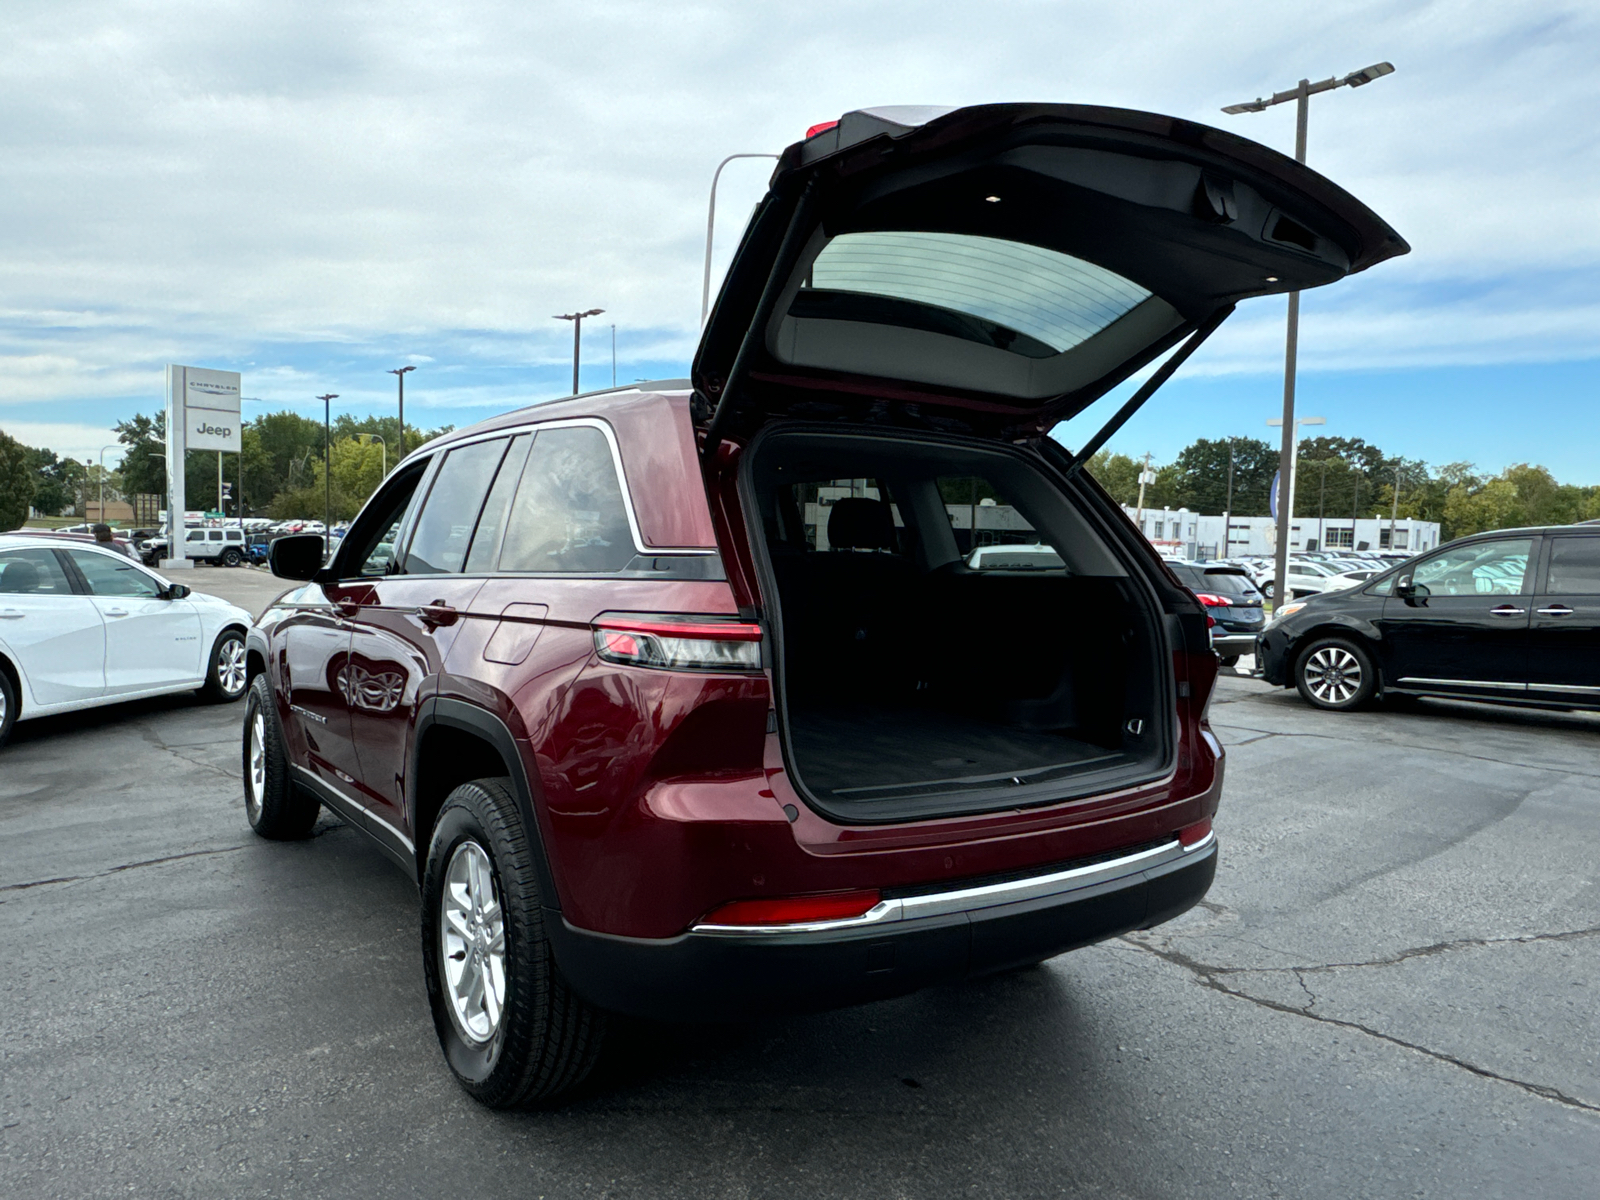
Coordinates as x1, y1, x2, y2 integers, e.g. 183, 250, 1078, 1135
162, 364, 243, 567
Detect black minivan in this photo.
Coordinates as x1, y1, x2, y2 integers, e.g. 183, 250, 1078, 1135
1259, 526, 1600, 711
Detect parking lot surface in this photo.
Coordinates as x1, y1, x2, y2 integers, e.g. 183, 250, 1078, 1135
2, 573, 1596, 1198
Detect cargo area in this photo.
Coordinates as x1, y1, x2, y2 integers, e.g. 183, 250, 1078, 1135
748, 428, 1171, 822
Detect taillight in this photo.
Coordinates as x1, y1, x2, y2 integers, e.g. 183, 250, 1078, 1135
700, 889, 881, 927
805, 119, 840, 138
1193, 592, 1231, 607
1179, 818, 1213, 848
593, 613, 763, 672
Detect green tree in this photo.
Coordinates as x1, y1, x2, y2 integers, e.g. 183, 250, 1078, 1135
1167, 437, 1277, 515
0, 429, 37, 530
23, 446, 80, 517
1083, 450, 1141, 506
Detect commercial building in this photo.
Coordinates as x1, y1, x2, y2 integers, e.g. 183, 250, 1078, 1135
1124, 505, 1441, 560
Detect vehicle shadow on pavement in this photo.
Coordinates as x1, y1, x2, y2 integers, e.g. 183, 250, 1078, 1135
6, 691, 231, 747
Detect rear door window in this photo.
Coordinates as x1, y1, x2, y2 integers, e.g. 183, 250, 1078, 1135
67, 550, 164, 598
404, 439, 511, 575
496, 426, 636, 573
1411, 538, 1533, 597
0, 548, 74, 595
1545, 537, 1600, 594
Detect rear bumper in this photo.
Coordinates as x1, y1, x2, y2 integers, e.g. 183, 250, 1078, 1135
1210, 632, 1258, 657
545, 835, 1218, 1022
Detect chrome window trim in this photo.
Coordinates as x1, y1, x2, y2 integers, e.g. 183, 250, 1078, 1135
690, 836, 1208, 937
426, 416, 715, 557
1527, 682, 1600, 696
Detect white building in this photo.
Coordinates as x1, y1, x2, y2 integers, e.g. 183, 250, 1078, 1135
1123, 505, 1441, 560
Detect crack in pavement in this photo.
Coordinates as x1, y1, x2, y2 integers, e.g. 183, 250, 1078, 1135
1209, 720, 1600, 781
0, 845, 246, 893
1210, 924, 1600, 977
1122, 936, 1600, 1116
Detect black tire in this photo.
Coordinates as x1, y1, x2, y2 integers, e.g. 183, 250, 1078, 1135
198, 628, 250, 703
1294, 636, 1377, 711
1219, 655, 1241, 668
0, 666, 16, 751
421, 778, 606, 1108
221, 547, 243, 567
243, 674, 320, 838
1262, 580, 1276, 599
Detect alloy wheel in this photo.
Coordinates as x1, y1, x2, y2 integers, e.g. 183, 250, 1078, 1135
246, 710, 266, 821
218, 638, 248, 697
1303, 645, 1363, 705
440, 841, 508, 1046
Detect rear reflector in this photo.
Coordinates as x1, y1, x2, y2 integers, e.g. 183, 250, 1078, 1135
701, 889, 882, 927
1179, 818, 1213, 848
593, 613, 762, 672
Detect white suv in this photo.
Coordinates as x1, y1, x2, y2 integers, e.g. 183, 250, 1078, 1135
181, 527, 248, 567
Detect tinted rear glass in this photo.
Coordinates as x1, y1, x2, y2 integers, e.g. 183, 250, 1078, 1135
805, 232, 1152, 356
497, 426, 635, 574
1172, 565, 1259, 597
405, 438, 510, 574
1546, 537, 1600, 595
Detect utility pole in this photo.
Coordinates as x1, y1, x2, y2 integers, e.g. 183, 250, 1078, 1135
611, 324, 617, 388
1317, 459, 1329, 551
388, 366, 415, 468
316, 394, 338, 544
554, 310, 604, 394
1389, 461, 1402, 549
1351, 470, 1361, 551
1224, 61, 1394, 609
1135, 452, 1155, 532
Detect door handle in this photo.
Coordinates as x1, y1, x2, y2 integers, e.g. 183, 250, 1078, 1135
0, 608, 23, 619
1487, 605, 1526, 618
418, 602, 460, 628
1535, 605, 1575, 618
104, 608, 130, 617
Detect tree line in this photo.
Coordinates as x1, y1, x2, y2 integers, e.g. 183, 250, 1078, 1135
0, 410, 453, 530
1085, 436, 1600, 542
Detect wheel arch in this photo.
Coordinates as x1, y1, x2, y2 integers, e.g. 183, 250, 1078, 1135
0, 648, 20, 718
410, 698, 562, 908
1289, 621, 1386, 689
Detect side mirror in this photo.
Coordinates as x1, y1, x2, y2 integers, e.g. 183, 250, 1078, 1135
1394, 574, 1414, 598
162, 583, 191, 600
270, 534, 325, 581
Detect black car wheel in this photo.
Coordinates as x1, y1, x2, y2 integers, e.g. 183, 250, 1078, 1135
221, 547, 243, 567
1295, 637, 1377, 711
199, 629, 250, 703
0, 666, 16, 751
243, 675, 320, 838
421, 778, 606, 1108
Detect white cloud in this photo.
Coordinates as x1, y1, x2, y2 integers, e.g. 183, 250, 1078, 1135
0, 0, 1598, 428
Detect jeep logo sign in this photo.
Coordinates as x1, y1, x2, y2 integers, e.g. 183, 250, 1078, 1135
174, 365, 243, 453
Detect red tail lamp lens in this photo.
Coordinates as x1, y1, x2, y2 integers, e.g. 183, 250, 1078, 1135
806, 120, 840, 138
593, 614, 763, 672
1194, 592, 1231, 607
702, 889, 881, 927
1179, 818, 1213, 848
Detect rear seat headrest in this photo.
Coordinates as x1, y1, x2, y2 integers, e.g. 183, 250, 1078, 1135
827, 497, 896, 552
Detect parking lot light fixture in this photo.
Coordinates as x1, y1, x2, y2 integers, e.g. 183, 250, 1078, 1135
388, 366, 415, 463
316, 394, 338, 546
1225, 62, 1394, 612
554, 310, 604, 395
702, 153, 780, 326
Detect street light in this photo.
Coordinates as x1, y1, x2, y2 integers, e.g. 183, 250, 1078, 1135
388, 366, 414, 466
1266, 415, 1324, 557
1224, 61, 1394, 608
553, 310, 604, 395
701, 153, 780, 326
316, 394, 338, 544
359, 433, 387, 478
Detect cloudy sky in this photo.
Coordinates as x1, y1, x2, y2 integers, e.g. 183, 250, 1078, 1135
3, 1, 1598, 481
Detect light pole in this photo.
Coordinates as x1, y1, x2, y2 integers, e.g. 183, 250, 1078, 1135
702, 153, 780, 325
611, 323, 617, 388
1266, 415, 1324, 559
554, 310, 604, 395
1389, 461, 1402, 549
388, 366, 414, 465
96, 448, 119, 524
1224, 61, 1394, 607
316, 394, 338, 541
1221, 438, 1235, 559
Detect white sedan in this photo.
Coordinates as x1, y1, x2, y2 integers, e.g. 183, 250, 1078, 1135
0, 535, 253, 749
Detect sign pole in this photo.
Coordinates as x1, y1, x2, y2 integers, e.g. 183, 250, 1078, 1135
162, 366, 189, 569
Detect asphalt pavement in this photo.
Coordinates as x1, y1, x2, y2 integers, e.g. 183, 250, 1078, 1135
1, 612, 1596, 1198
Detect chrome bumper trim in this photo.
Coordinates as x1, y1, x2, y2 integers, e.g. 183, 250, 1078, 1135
690, 835, 1208, 937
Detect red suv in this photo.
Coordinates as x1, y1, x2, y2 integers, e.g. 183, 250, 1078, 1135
242, 103, 1404, 1106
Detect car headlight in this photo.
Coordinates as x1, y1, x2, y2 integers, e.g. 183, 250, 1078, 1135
1271, 601, 1308, 624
